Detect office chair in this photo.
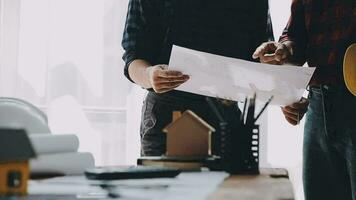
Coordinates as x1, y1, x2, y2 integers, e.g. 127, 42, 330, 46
0, 97, 51, 134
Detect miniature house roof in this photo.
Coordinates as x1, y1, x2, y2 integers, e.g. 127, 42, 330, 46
163, 110, 216, 133
0, 129, 36, 163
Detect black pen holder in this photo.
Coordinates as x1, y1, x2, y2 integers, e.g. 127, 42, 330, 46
219, 122, 260, 175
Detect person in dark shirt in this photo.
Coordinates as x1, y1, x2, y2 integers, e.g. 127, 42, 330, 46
122, 0, 273, 156
253, 0, 356, 199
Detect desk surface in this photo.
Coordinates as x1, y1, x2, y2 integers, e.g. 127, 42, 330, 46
22, 169, 294, 200
209, 169, 294, 200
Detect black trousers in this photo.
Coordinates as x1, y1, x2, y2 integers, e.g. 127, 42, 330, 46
140, 91, 241, 156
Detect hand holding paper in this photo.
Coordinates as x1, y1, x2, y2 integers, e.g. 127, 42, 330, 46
253, 41, 292, 65
169, 46, 315, 105
281, 97, 309, 126
147, 64, 190, 93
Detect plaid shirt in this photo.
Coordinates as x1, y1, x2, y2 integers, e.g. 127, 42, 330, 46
121, 0, 173, 82
122, 0, 274, 83
280, 0, 356, 85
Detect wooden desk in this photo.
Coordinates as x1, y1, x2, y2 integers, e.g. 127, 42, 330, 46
20, 169, 294, 200
209, 169, 295, 200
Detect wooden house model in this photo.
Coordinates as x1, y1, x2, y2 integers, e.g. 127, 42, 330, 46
163, 110, 216, 157
0, 129, 36, 196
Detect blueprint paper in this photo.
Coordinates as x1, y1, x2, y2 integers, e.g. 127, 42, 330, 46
169, 46, 316, 105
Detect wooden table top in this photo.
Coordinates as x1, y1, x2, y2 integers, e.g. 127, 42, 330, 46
23, 168, 294, 200
208, 169, 295, 200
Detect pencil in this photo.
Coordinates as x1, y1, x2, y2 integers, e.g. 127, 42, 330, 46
253, 95, 274, 123
241, 97, 248, 124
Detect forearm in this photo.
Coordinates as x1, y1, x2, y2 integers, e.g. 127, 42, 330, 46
128, 59, 189, 93
280, 0, 307, 66
128, 59, 152, 89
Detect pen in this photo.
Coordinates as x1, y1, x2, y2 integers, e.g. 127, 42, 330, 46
245, 93, 256, 127
240, 97, 248, 124
253, 95, 274, 124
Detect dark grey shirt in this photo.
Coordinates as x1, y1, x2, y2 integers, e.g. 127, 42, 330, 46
122, 0, 274, 82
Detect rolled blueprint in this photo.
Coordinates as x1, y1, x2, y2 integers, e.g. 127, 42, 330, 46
30, 152, 95, 175
29, 134, 79, 155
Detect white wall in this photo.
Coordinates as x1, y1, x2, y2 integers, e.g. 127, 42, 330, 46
268, 0, 304, 167
268, 1, 305, 199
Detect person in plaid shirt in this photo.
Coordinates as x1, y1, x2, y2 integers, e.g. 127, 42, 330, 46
254, 0, 356, 199
122, 0, 273, 156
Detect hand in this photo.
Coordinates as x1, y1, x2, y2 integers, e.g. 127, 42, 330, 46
253, 41, 292, 65
146, 65, 190, 93
281, 98, 309, 126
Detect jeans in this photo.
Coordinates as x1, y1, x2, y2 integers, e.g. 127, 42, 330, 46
140, 91, 241, 156
303, 85, 356, 200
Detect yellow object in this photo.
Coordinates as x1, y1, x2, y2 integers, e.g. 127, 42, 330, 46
0, 161, 30, 196
344, 44, 356, 96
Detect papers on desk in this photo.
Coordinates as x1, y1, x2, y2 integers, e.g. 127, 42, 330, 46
29, 134, 95, 176
29, 134, 79, 155
29, 172, 229, 200
30, 152, 95, 175
169, 46, 316, 106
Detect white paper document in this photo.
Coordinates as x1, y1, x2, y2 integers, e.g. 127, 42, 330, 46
169, 46, 316, 105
